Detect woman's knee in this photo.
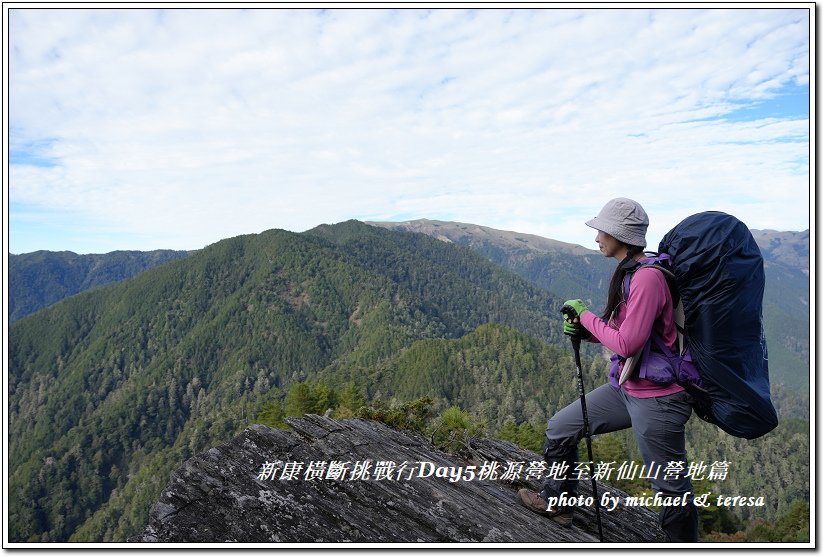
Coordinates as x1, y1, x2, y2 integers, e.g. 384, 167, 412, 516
544, 412, 584, 453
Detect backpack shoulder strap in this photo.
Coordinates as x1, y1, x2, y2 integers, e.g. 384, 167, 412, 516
622, 253, 686, 355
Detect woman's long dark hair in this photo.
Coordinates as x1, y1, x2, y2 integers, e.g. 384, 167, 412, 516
601, 244, 645, 320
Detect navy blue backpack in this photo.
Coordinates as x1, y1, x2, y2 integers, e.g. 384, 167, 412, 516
657, 211, 778, 439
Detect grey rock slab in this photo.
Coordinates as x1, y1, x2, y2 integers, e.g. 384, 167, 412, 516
134, 415, 666, 544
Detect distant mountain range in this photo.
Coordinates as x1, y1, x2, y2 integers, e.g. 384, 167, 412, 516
750, 229, 810, 274
12, 220, 808, 326
9, 250, 193, 322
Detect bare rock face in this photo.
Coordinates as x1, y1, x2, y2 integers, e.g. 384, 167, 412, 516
134, 415, 666, 544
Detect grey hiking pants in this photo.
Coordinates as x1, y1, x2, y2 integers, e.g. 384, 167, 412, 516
541, 384, 698, 542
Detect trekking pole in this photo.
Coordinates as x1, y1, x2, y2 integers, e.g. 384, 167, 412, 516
560, 305, 605, 543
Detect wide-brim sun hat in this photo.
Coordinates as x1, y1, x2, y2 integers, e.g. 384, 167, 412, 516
585, 198, 649, 248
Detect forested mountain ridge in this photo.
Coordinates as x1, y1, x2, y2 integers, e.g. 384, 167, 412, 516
8, 221, 571, 542
370, 219, 810, 396
10, 221, 807, 394
9, 249, 193, 322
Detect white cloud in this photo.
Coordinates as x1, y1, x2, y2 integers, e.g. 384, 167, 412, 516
7, 7, 811, 253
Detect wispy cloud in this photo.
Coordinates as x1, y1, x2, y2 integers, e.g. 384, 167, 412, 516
8, 7, 810, 253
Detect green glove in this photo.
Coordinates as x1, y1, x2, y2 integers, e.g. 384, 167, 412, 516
561, 299, 591, 339
562, 299, 589, 319
563, 320, 590, 338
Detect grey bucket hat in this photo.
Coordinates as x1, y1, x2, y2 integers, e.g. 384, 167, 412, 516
585, 198, 649, 248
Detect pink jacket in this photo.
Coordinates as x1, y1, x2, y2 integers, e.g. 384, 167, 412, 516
580, 263, 684, 398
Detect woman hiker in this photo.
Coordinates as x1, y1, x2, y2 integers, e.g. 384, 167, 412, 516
517, 197, 698, 542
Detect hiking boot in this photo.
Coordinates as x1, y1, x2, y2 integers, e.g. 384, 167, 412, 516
517, 488, 574, 527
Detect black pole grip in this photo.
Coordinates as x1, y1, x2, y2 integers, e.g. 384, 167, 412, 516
560, 305, 589, 340
560, 305, 579, 321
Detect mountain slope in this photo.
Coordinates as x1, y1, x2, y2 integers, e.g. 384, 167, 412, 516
751, 229, 810, 394
8, 221, 569, 543
318, 322, 584, 430
9, 249, 192, 322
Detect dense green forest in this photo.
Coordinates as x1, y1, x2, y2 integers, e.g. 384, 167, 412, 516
8, 221, 809, 543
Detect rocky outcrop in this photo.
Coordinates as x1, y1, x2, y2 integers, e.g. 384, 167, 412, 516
134, 415, 666, 544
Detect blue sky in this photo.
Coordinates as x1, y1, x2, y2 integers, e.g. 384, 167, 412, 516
6, 7, 811, 254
